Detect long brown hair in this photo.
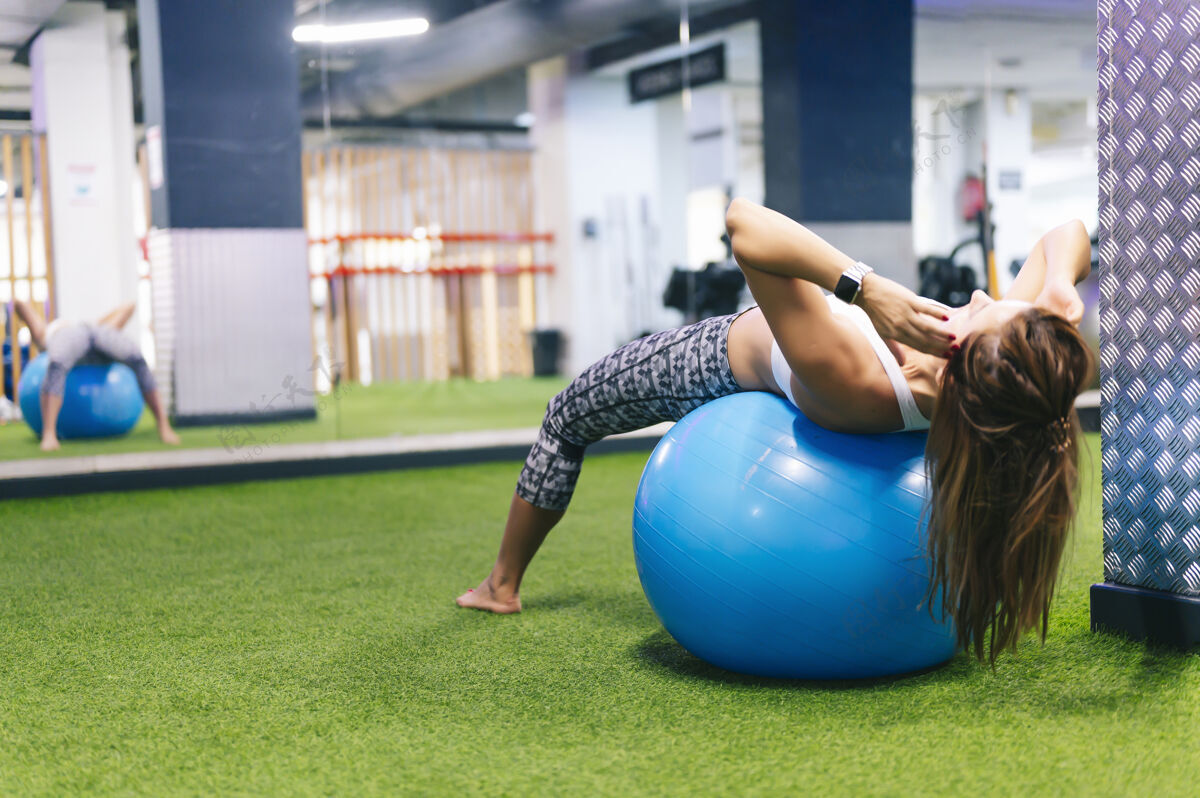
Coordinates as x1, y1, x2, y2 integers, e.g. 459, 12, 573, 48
924, 307, 1093, 666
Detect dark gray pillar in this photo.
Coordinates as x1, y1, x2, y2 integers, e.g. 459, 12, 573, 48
760, 0, 912, 223
759, 0, 914, 284
136, 0, 315, 427
1092, 0, 1200, 647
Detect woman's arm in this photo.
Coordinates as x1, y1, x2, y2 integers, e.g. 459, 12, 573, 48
724, 198, 853, 290
725, 198, 954, 356
1042, 219, 1093, 285
1005, 219, 1091, 324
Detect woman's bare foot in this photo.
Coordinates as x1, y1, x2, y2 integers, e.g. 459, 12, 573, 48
40, 435, 60, 452
455, 575, 522, 614
159, 425, 181, 445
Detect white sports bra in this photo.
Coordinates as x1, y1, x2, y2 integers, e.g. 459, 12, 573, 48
770, 294, 931, 432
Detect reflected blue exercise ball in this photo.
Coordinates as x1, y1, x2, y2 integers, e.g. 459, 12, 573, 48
17, 353, 144, 439
633, 392, 958, 680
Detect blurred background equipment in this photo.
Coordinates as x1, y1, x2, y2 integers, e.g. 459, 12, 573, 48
917, 194, 991, 307
917, 242, 981, 309
662, 227, 745, 324
662, 260, 745, 325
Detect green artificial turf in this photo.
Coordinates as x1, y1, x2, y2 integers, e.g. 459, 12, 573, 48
2, 432, 1198, 795
0, 376, 567, 461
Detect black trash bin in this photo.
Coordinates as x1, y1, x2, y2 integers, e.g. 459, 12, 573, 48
530, 329, 562, 377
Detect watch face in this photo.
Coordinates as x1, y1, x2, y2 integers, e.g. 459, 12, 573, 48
835, 273, 859, 303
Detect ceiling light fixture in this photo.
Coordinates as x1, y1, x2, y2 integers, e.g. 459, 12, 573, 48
293, 17, 429, 44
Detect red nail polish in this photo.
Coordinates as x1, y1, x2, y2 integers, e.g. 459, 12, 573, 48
948, 333, 956, 341
942, 316, 950, 321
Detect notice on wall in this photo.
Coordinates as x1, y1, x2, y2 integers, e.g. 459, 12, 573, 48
146, 125, 164, 190
997, 169, 1022, 191
65, 162, 98, 206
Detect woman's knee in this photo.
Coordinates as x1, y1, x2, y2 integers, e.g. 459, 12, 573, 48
541, 388, 582, 447
516, 425, 585, 511
542, 413, 586, 460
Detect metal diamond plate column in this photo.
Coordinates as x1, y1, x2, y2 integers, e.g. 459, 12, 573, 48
1093, 0, 1200, 646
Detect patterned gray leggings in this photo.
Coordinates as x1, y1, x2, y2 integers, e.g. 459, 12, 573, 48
516, 312, 745, 511
44, 322, 156, 398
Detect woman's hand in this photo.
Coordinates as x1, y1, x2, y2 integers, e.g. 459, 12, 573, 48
855, 273, 955, 357
1035, 279, 1084, 325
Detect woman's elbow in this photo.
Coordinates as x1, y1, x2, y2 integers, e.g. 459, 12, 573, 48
725, 197, 751, 234
1056, 218, 1090, 246
725, 198, 758, 267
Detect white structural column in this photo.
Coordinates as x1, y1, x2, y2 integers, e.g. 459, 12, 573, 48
527, 56, 575, 365
655, 94, 689, 298
983, 88, 1032, 294
30, 1, 138, 323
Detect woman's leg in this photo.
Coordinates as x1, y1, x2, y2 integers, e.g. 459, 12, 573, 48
90, 325, 179, 444
11, 299, 47, 350
141, 386, 181, 445
456, 495, 564, 613
457, 313, 744, 613
39, 324, 91, 451
39, 392, 64, 451
95, 301, 136, 330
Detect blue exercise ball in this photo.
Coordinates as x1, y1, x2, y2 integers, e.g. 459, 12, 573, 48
17, 353, 144, 439
633, 392, 958, 680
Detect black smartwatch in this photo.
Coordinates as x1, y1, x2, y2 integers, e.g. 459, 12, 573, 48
834, 261, 874, 304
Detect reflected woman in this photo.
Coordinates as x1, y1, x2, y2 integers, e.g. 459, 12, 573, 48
13, 300, 180, 451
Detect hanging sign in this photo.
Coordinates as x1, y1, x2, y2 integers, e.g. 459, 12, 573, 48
628, 43, 726, 104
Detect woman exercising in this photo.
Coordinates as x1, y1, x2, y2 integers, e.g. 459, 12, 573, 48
13, 299, 180, 451
457, 199, 1093, 666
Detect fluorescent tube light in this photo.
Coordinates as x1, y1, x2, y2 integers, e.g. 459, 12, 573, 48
293, 18, 429, 44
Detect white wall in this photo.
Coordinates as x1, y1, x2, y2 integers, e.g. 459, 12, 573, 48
984, 88, 1032, 292
911, 89, 1045, 294
30, 2, 137, 324
1027, 98, 1099, 237
107, 8, 138, 326
655, 92, 688, 326
530, 20, 765, 375
528, 57, 573, 341
1026, 147, 1098, 235
912, 91, 979, 261
562, 68, 664, 372
911, 6, 1097, 296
